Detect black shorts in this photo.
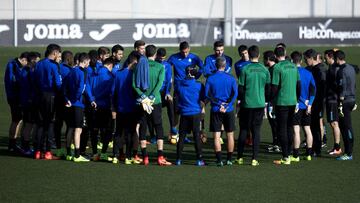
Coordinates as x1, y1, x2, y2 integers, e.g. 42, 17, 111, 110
22, 106, 37, 123
116, 112, 138, 135
326, 102, 339, 123
210, 111, 235, 132
179, 114, 201, 135
239, 107, 264, 129
93, 108, 112, 129
139, 104, 162, 125
138, 104, 163, 140
38, 92, 56, 123
9, 102, 22, 122
67, 106, 84, 128
293, 109, 311, 126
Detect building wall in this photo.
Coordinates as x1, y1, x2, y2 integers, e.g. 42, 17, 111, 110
0, 0, 359, 19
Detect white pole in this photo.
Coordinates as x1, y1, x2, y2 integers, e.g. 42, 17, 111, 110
203, 0, 214, 46
231, 0, 236, 47
83, 0, 86, 20
224, 0, 232, 46
13, 0, 18, 47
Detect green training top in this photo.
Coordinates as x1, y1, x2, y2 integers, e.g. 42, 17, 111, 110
239, 62, 271, 108
133, 59, 165, 105
271, 60, 300, 106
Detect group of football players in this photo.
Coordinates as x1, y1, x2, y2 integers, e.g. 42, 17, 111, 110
4, 40, 357, 166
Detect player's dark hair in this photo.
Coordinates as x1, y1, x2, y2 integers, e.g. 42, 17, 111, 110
237, 45, 247, 56
78, 52, 90, 63
335, 50, 346, 61
274, 47, 286, 57
276, 42, 286, 49
303, 49, 317, 60
145, 44, 157, 58
112, 44, 124, 54
88, 50, 98, 67
27, 52, 39, 61
263, 50, 276, 62
290, 51, 302, 64
45, 43, 61, 57
134, 40, 145, 49
19, 51, 29, 59
74, 52, 81, 65
127, 51, 141, 64
61, 50, 74, 67
324, 49, 334, 59
248, 45, 259, 59
179, 41, 189, 51
103, 57, 115, 66
213, 40, 224, 49
27, 52, 40, 67
156, 48, 167, 58
98, 46, 110, 56
29, 51, 41, 59
215, 57, 226, 69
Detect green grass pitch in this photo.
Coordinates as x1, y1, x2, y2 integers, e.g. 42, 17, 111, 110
0, 46, 359, 202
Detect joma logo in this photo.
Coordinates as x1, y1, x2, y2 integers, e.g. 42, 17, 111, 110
24, 24, 83, 41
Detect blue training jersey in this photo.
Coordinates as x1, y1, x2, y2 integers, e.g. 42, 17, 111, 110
112, 61, 121, 76
298, 67, 316, 109
19, 66, 35, 107
59, 63, 72, 87
175, 78, 205, 116
86, 66, 114, 109
203, 54, 232, 77
205, 71, 238, 112
168, 52, 203, 87
157, 60, 172, 95
4, 58, 22, 102
34, 58, 62, 93
64, 66, 86, 108
112, 67, 137, 113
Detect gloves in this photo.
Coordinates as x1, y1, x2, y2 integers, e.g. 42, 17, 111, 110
142, 102, 153, 114
137, 94, 154, 114
353, 104, 357, 111
339, 103, 344, 117
267, 103, 275, 119
295, 103, 299, 113
148, 94, 155, 106
136, 94, 148, 105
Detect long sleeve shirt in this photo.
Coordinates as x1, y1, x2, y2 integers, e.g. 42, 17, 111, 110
205, 71, 238, 112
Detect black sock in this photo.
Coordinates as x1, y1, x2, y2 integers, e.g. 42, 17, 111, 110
9, 138, 16, 148
216, 151, 222, 162
293, 148, 299, 158
306, 147, 312, 156
67, 147, 71, 156
157, 150, 163, 157
141, 148, 148, 158
227, 152, 232, 161
334, 143, 340, 150
75, 149, 80, 158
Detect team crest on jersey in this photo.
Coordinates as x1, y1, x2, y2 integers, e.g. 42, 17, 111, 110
188, 58, 192, 62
